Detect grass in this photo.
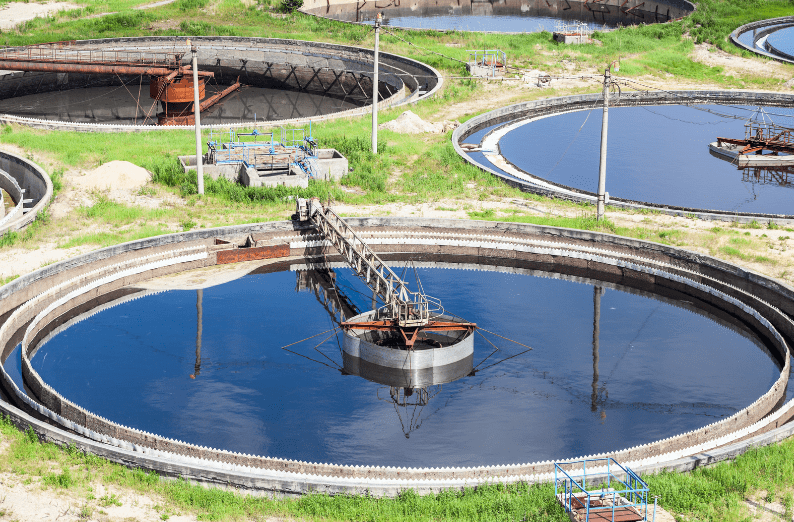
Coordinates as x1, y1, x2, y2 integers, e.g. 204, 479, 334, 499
0, 274, 19, 286
3, 412, 794, 521
57, 224, 173, 249
0, 415, 566, 522
468, 209, 692, 247
644, 437, 794, 521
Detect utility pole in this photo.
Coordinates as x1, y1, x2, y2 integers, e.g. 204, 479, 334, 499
596, 66, 610, 221
372, 12, 381, 154
190, 41, 204, 195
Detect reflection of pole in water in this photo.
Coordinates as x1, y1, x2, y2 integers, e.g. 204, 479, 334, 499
591, 286, 604, 417
191, 288, 203, 379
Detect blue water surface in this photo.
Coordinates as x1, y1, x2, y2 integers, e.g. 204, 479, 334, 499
498, 104, 794, 214
28, 267, 779, 467
767, 26, 794, 58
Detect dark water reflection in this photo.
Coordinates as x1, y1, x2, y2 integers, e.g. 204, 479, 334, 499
305, 0, 690, 32
28, 266, 778, 467
0, 85, 362, 125
498, 104, 794, 214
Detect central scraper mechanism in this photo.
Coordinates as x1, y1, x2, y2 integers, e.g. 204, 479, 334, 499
295, 197, 476, 348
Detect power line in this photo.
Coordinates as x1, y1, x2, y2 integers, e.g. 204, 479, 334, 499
617, 76, 794, 124
380, 28, 467, 65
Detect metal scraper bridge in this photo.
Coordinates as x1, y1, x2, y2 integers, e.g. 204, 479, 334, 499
295, 197, 476, 347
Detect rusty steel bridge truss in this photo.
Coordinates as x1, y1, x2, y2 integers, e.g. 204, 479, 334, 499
295, 198, 476, 347
0, 44, 240, 125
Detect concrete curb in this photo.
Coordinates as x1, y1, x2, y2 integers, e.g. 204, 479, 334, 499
452, 90, 794, 224
0, 168, 23, 230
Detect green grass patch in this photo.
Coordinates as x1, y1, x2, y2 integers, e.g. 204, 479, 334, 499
0, 274, 19, 286
4, 412, 794, 521
77, 194, 170, 225
646, 436, 794, 521
467, 210, 688, 246
58, 224, 173, 249
0, 414, 567, 522
0, 231, 19, 248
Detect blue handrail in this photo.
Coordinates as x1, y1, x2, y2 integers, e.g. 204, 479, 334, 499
554, 458, 650, 521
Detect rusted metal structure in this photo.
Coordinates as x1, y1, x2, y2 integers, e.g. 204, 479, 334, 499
295, 197, 477, 348
0, 44, 241, 125
716, 120, 794, 156
742, 165, 794, 188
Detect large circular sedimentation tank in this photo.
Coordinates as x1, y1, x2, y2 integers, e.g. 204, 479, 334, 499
0, 37, 441, 131
301, 0, 694, 33
15, 259, 781, 467
731, 16, 794, 64
1, 216, 793, 495
454, 90, 794, 223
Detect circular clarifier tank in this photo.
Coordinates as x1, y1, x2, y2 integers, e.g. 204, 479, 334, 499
493, 104, 794, 215
0, 37, 440, 129
302, 0, 693, 33
20, 260, 780, 468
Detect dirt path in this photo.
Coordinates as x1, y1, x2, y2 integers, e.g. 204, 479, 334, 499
0, 1, 81, 30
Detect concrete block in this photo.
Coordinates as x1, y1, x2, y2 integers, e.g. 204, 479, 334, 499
314, 149, 348, 181
466, 63, 504, 78
241, 167, 308, 188
553, 33, 593, 45
179, 155, 241, 182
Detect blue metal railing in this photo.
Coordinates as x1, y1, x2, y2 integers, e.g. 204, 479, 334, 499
554, 458, 650, 521
206, 124, 319, 175
467, 49, 507, 78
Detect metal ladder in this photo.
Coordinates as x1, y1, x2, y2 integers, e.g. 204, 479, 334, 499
296, 198, 435, 327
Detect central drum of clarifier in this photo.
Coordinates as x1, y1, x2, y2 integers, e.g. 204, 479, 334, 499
342, 311, 475, 388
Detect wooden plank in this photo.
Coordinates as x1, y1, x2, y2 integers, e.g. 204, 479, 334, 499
572, 506, 643, 522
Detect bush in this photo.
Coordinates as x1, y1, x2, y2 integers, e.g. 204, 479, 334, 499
280, 0, 303, 12
177, 0, 208, 10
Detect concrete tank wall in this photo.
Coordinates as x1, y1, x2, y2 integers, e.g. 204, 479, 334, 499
342, 311, 475, 388
0, 149, 52, 235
